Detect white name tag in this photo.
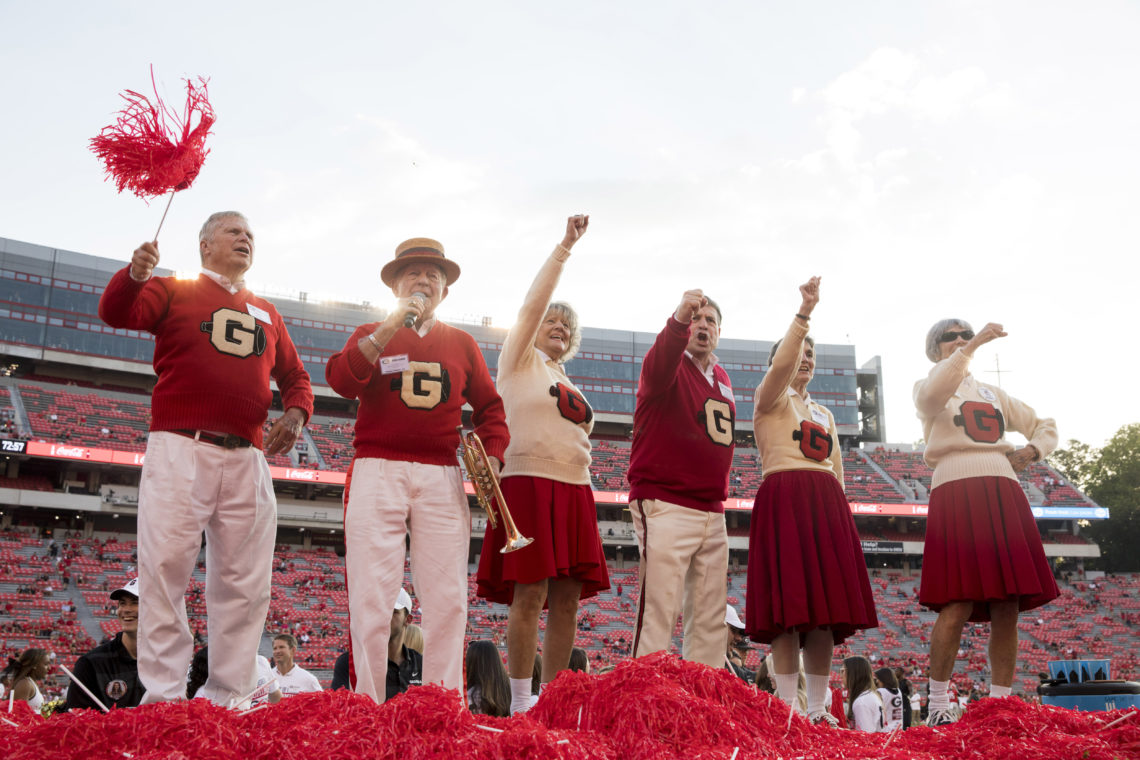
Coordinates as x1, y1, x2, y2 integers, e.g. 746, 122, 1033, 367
246, 303, 271, 325
978, 387, 997, 403
718, 382, 734, 401
810, 406, 829, 426
380, 354, 410, 374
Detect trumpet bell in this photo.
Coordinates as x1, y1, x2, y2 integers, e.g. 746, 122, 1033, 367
501, 534, 534, 554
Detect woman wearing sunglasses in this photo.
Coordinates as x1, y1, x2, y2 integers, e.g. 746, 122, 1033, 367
914, 319, 1058, 726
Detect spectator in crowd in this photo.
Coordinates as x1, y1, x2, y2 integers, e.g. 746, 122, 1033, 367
98, 211, 314, 706
271, 633, 322, 695
64, 578, 144, 711
745, 278, 877, 727
402, 624, 424, 656
1, 648, 50, 713
844, 656, 883, 733
875, 667, 905, 732
914, 319, 1058, 725
466, 640, 510, 717
475, 215, 609, 715
754, 655, 775, 694
187, 646, 281, 706
567, 647, 590, 674
331, 588, 422, 700
326, 237, 507, 702
186, 646, 210, 699
894, 666, 914, 728
724, 604, 754, 684
627, 288, 735, 669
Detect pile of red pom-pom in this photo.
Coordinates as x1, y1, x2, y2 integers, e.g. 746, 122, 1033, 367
2, 653, 1137, 759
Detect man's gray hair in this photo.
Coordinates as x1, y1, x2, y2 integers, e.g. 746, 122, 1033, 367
199, 211, 248, 243
925, 318, 972, 362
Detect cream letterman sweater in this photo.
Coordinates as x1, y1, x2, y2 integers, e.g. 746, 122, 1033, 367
497, 245, 594, 485
752, 318, 843, 483
914, 347, 1057, 489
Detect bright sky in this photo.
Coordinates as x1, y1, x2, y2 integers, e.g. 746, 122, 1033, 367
1, 1, 1136, 450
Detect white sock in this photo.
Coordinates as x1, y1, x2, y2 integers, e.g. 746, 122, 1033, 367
509, 677, 534, 714
928, 678, 951, 711
989, 684, 1012, 698
805, 674, 829, 716
774, 672, 799, 708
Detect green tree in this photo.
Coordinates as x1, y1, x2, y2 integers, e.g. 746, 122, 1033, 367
1052, 424, 1140, 571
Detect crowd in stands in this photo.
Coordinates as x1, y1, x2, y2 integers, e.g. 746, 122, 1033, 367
2, 382, 1094, 511
3, 526, 1136, 715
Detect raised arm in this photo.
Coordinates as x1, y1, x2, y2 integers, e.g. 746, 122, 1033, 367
325, 323, 383, 400
98, 242, 170, 330
638, 289, 706, 398
500, 215, 588, 370
754, 277, 819, 414
913, 323, 1006, 418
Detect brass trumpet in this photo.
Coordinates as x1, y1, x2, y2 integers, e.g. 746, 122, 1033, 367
459, 429, 533, 554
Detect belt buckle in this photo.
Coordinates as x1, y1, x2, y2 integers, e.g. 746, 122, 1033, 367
221, 434, 243, 450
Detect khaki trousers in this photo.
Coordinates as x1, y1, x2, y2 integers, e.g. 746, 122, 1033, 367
137, 432, 276, 705
344, 458, 470, 702
630, 497, 728, 667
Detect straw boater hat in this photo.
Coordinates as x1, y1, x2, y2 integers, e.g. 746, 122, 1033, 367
380, 237, 462, 288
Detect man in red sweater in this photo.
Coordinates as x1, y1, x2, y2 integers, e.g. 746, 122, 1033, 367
99, 211, 314, 706
326, 238, 508, 702
627, 289, 735, 667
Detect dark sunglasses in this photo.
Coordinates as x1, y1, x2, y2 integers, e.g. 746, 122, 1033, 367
938, 330, 974, 343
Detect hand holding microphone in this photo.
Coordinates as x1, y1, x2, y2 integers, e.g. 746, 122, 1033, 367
403, 291, 427, 328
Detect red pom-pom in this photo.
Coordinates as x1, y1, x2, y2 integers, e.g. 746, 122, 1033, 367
89, 67, 215, 200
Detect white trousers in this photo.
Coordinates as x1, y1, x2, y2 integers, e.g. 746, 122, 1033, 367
344, 458, 470, 702
137, 431, 276, 705
629, 497, 728, 668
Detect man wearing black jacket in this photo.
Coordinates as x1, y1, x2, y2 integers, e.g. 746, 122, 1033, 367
64, 578, 146, 710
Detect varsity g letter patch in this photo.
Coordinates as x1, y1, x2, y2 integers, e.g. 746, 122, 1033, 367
792, 419, 832, 462
953, 400, 1005, 443
200, 308, 267, 357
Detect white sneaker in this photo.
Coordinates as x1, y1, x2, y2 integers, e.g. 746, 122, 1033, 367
808, 710, 839, 727
926, 707, 961, 726
510, 693, 538, 715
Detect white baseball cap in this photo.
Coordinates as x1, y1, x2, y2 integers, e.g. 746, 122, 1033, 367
394, 588, 413, 613
110, 577, 139, 602
725, 603, 745, 630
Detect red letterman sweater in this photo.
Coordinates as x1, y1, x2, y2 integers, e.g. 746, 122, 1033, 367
627, 316, 736, 512
325, 322, 508, 466
98, 269, 314, 448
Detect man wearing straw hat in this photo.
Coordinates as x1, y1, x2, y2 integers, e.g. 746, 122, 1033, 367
99, 212, 315, 706
326, 237, 508, 703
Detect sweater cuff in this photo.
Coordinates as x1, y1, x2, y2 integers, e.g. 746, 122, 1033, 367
949, 347, 972, 372
346, 343, 377, 380
788, 317, 810, 339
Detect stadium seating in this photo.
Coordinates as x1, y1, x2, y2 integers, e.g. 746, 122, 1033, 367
3, 381, 1090, 507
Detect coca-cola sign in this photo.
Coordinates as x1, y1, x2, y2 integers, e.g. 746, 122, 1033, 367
51, 445, 90, 459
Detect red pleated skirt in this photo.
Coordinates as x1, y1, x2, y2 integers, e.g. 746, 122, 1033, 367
919, 476, 1059, 622
475, 475, 610, 605
745, 470, 879, 645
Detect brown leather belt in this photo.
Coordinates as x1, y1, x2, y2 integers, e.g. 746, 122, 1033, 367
173, 429, 253, 449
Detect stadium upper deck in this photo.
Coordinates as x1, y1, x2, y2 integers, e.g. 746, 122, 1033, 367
0, 235, 1104, 560
0, 236, 882, 439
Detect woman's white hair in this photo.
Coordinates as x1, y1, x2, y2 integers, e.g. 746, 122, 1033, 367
925, 318, 972, 362
546, 301, 582, 364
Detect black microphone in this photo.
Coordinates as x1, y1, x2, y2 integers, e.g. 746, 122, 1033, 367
404, 292, 427, 328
